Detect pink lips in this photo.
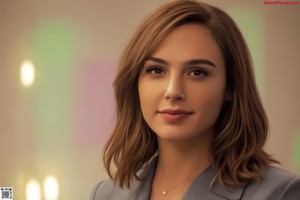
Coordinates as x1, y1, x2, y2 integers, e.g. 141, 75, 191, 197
158, 109, 193, 122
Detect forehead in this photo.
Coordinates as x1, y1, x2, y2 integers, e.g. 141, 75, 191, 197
150, 23, 224, 67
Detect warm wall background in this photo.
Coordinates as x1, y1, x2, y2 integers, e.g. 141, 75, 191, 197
0, 0, 299, 199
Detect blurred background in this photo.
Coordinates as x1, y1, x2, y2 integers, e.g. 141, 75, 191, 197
0, 0, 299, 199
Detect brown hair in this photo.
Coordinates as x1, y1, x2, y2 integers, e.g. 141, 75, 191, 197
103, 0, 278, 188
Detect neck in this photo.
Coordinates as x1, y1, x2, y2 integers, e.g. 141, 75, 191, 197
154, 133, 213, 187
150, 133, 213, 200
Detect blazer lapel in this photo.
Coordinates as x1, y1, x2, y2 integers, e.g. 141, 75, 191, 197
183, 165, 246, 200
127, 157, 245, 200
211, 179, 245, 200
128, 157, 157, 200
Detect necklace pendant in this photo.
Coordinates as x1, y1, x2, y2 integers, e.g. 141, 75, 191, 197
162, 191, 167, 195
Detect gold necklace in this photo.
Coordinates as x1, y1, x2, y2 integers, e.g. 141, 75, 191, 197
161, 179, 192, 198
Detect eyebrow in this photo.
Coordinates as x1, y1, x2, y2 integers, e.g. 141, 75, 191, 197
145, 56, 216, 68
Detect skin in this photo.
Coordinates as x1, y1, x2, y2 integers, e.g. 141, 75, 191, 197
138, 23, 227, 200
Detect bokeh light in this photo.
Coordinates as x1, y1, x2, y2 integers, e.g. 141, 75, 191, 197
25, 179, 41, 200
20, 60, 35, 87
32, 20, 76, 149
229, 7, 265, 95
44, 176, 59, 200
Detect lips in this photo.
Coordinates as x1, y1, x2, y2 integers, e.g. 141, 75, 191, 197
158, 109, 193, 122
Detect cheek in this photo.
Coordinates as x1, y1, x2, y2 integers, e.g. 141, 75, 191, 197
139, 81, 150, 104
191, 82, 226, 112
138, 79, 159, 113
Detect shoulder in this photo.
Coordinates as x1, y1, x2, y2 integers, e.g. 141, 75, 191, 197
90, 177, 154, 200
264, 165, 298, 180
243, 166, 300, 200
89, 179, 130, 200
90, 157, 157, 200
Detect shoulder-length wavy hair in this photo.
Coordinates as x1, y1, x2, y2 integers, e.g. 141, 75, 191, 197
103, 0, 278, 188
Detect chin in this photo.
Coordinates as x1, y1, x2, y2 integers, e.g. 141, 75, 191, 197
154, 126, 214, 143
155, 129, 199, 141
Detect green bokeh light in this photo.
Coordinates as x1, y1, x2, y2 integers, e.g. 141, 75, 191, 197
32, 20, 76, 151
229, 7, 265, 96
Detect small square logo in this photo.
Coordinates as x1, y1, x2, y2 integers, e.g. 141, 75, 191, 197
0, 187, 13, 200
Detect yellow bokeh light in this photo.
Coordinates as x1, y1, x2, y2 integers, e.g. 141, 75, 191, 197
20, 60, 35, 87
25, 179, 41, 200
44, 176, 59, 200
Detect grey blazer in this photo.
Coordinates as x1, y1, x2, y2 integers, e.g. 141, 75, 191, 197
90, 158, 300, 200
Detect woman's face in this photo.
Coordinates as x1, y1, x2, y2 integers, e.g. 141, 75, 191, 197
138, 23, 226, 142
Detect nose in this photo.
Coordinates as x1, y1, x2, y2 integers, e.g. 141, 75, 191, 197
164, 75, 186, 101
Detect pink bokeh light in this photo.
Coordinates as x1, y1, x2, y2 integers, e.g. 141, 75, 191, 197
74, 60, 117, 147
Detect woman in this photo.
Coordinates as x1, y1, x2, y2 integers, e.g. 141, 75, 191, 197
91, 1, 300, 199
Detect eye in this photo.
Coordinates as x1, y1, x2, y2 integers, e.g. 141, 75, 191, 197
189, 68, 207, 78
145, 67, 164, 75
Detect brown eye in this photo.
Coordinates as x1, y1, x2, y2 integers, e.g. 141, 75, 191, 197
189, 68, 207, 78
146, 67, 164, 75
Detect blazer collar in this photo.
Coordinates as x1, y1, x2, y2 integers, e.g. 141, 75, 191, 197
131, 156, 246, 200
183, 165, 246, 200
129, 157, 157, 199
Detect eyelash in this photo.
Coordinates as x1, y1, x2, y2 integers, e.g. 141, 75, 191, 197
145, 67, 164, 75
188, 68, 208, 78
144, 66, 208, 78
